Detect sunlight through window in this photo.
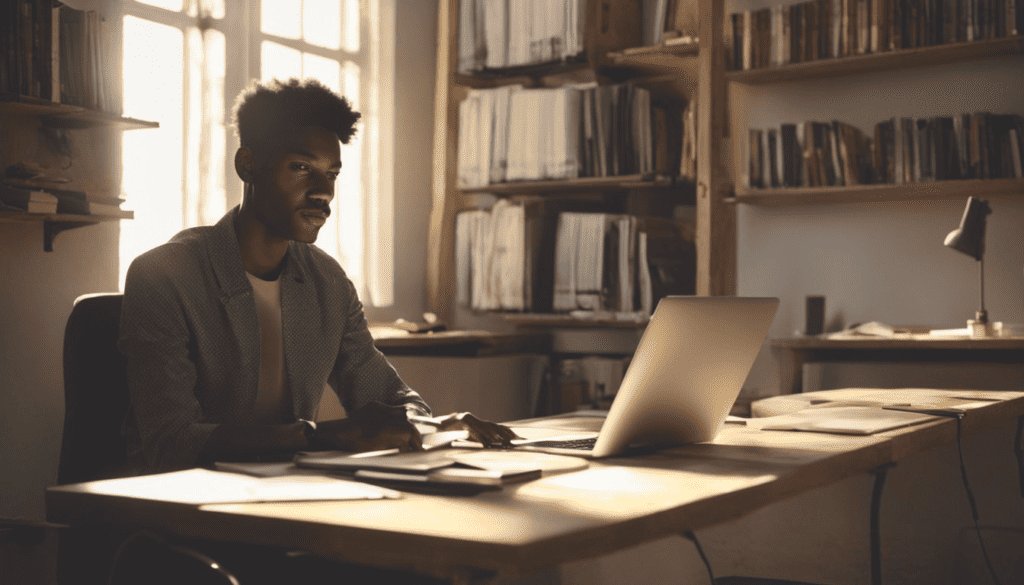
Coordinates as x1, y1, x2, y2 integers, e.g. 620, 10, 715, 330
134, 0, 183, 12
120, 16, 184, 288
261, 0, 301, 39
303, 0, 342, 49
119, 0, 392, 305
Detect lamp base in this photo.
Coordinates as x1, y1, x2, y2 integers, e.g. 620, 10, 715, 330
967, 319, 1002, 338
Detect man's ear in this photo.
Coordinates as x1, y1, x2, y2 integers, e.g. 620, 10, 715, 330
235, 147, 256, 183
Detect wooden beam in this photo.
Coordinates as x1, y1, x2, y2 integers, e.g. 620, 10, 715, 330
427, 0, 461, 322
695, 0, 736, 296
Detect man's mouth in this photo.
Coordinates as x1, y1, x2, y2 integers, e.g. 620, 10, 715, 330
300, 208, 329, 226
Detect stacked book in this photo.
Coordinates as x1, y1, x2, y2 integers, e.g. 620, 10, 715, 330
747, 112, 1024, 188
457, 83, 687, 188
728, 0, 1022, 71
455, 201, 695, 317
0, 182, 131, 218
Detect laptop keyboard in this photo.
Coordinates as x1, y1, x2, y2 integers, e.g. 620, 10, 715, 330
524, 437, 597, 450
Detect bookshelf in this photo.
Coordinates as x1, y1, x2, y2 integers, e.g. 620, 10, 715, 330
429, 0, 734, 414
429, 0, 735, 324
1, 3, 159, 251
726, 3, 1024, 206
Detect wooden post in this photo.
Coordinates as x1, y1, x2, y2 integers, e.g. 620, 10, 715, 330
695, 0, 736, 296
428, 0, 462, 323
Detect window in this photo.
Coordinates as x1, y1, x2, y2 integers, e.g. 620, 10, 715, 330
119, 0, 395, 307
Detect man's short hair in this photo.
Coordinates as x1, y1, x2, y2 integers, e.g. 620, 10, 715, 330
232, 77, 360, 155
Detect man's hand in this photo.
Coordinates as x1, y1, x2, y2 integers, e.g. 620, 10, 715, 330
314, 401, 423, 453
414, 412, 522, 447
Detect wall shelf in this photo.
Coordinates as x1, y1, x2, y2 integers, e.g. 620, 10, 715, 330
0, 210, 133, 251
0, 93, 158, 130
460, 174, 694, 195
726, 36, 1024, 86
610, 41, 700, 73
729, 177, 1024, 206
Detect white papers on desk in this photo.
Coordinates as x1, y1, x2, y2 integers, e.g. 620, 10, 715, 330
743, 406, 940, 435
83, 468, 400, 504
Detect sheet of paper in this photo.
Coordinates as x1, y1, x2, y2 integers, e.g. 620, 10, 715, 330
82, 468, 400, 503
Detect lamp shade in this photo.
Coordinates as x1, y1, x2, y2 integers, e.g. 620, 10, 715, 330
943, 197, 991, 261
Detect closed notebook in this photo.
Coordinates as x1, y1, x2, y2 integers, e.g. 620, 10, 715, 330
743, 406, 939, 435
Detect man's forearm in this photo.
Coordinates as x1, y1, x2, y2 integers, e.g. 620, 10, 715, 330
198, 422, 309, 461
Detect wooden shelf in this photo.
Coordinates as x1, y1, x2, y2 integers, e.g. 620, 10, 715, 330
610, 40, 701, 72
502, 313, 648, 329
726, 36, 1024, 85
453, 58, 593, 89
460, 174, 694, 195
0, 210, 133, 251
0, 94, 158, 130
729, 177, 1024, 206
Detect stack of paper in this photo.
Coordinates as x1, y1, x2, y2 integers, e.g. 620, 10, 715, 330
83, 468, 399, 504
459, 0, 586, 72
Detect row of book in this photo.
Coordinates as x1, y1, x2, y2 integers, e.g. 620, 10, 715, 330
1, 1, 114, 111
458, 0, 586, 72
457, 83, 693, 187
455, 198, 695, 315
728, 0, 1022, 71
747, 112, 1024, 189
0, 182, 130, 218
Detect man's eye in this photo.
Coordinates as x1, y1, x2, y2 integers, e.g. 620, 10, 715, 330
327, 172, 339, 181
291, 163, 310, 172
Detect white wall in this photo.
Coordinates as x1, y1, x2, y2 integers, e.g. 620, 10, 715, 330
364, 0, 439, 324
0, 221, 121, 522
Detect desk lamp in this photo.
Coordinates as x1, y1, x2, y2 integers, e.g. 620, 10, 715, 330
944, 196, 998, 338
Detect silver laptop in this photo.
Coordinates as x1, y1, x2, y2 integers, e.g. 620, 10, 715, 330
503, 296, 780, 458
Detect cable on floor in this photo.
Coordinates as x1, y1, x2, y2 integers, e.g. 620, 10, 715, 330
954, 414, 1003, 585
682, 530, 716, 585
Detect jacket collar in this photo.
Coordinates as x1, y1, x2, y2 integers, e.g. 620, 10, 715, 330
207, 206, 307, 301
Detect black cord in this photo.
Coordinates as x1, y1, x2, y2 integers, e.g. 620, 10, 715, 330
955, 415, 1003, 585
1014, 415, 1024, 499
869, 462, 895, 585
682, 530, 716, 585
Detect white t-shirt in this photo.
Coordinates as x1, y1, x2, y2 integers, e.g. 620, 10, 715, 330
246, 272, 292, 423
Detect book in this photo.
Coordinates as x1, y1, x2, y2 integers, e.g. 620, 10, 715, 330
745, 405, 939, 434
0, 184, 57, 213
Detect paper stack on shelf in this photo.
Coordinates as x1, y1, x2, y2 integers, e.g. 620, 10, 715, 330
458, 83, 680, 187
459, 0, 586, 72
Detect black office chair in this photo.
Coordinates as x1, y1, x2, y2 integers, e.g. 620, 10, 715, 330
57, 292, 242, 585
58, 293, 130, 486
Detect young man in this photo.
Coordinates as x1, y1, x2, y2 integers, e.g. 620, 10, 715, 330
118, 78, 517, 475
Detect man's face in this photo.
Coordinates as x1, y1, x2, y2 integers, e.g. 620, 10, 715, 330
250, 126, 342, 244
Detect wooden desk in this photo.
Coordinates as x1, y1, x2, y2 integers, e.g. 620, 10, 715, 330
772, 336, 1024, 395
46, 390, 1024, 583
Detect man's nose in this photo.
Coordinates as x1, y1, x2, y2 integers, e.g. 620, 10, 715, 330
310, 174, 335, 201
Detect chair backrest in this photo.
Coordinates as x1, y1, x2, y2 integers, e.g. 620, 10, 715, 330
58, 293, 129, 485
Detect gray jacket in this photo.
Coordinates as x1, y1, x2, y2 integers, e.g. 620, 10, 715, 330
119, 207, 429, 473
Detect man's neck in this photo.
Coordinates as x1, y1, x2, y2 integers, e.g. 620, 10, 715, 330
235, 204, 289, 280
